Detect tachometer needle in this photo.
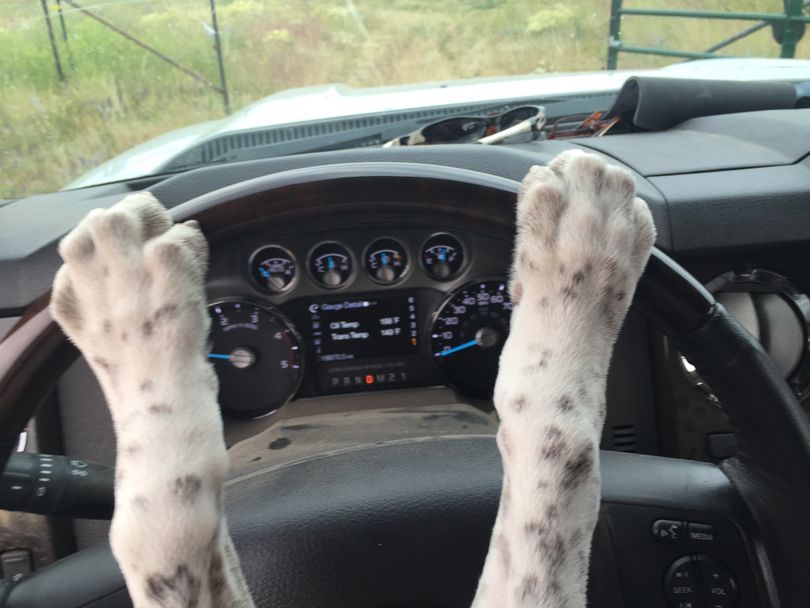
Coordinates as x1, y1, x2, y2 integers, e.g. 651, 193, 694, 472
435, 339, 478, 357
208, 353, 231, 360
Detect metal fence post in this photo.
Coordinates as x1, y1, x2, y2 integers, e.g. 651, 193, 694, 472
55, 0, 76, 69
209, 0, 231, 115
40, 0, 65, 82
56, 0, 69, 42
780, 0, 806, 57
607, 0, 624, 70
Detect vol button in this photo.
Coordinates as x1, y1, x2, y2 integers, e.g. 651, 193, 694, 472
695, 555, 738, 607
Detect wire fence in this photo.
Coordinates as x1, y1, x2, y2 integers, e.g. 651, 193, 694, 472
38, 0, 231, 114
607, 0, 810, 69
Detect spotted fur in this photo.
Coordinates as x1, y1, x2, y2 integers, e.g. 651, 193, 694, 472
49, 151, 654, 607
50, 192, 253, 608
472, 150, 654, 608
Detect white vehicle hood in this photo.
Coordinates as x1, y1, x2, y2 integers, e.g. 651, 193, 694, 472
66, 58, 810, 189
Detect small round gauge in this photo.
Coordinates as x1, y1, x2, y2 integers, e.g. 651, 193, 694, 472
208, 301, 304, 418
421, 233, 464, 280
250, 245, 296, 292
430, 279, 512, 396
310, 242, 353, 288
365, 237, 408, 284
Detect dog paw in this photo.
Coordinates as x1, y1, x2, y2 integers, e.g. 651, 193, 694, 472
50, 193, 210, 397
510, 150, 655, 333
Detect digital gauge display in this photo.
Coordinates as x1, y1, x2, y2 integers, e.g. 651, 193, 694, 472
305, 294, 421, 392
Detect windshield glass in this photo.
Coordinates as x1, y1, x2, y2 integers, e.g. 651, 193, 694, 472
2, 0, 809, 199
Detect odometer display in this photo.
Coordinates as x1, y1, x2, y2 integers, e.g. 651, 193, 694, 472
430, 280, 512, 396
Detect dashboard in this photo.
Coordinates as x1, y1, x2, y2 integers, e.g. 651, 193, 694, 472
3, 107, 810, 579
1, 110, 809, 458
0, 112, 808, 450
206, 226, 514, 418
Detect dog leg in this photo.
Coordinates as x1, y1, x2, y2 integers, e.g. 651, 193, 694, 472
51, 194, 254, 608
471, 151, 655, 608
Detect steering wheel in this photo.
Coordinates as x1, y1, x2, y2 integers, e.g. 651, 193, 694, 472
1, 163, 809, 607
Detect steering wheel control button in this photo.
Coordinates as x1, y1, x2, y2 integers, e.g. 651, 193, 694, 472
665, 556, 699, 607
652, 519, 685, 544
310, 242, 353, 288
421, 233, 464, 280
250, 245, 297, 292
664, 555, 739, 608
365, 237, 408, 284
687, 523, 719, 548
694, 555, 738, 608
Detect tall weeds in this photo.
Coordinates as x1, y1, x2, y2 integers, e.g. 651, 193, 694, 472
0, 0, 805, 198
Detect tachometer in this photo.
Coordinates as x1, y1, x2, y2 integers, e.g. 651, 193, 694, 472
430, 280, 512, 396
208, 301, 304, 418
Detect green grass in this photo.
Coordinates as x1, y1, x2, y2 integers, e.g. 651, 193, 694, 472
1, 0, 808, 199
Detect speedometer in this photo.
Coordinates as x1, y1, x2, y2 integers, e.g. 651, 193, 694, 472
430, 279, 512, 397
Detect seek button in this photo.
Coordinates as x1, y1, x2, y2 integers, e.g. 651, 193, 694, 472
665, 556, 699, 607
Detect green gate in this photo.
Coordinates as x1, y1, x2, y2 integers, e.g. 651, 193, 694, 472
607, 0, 810, 69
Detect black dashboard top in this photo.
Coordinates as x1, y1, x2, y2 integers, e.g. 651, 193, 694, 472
580, 108, 810, 175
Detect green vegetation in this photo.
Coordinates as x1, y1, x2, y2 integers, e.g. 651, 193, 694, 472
1, 0, 808, 199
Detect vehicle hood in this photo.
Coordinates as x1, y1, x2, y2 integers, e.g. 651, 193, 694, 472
66, 58, 810, 189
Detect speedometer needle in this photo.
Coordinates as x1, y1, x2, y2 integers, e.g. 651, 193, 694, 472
435, 339, 478, 357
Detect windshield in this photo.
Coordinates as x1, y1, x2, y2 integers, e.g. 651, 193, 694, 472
2, 0, 809, 199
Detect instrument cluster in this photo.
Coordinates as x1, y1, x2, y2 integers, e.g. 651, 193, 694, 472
208, 231, 514, 419
249, 232, 466, 291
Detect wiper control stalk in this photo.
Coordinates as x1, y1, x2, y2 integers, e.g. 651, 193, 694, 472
0, 453, 114, 520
